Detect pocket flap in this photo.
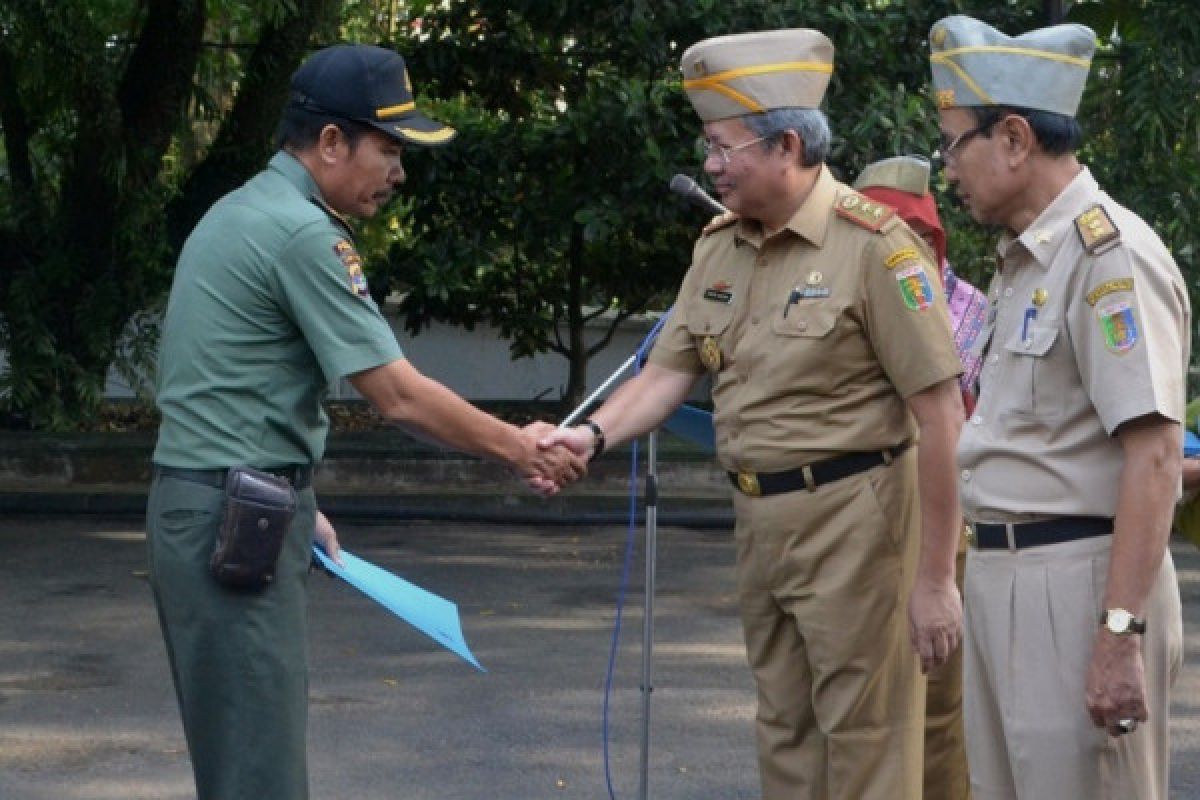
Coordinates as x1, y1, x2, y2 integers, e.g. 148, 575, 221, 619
1003, 324, 1058, 357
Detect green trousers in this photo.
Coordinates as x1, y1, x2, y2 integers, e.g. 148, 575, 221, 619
146, 470, 316, 800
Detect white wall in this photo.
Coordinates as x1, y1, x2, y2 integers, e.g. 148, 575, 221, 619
101, 307, 709, 405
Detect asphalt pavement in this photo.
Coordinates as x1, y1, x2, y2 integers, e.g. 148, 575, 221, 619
1, 515, 1198, 799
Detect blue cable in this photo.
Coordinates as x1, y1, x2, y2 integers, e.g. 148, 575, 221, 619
601, 310, 671, 800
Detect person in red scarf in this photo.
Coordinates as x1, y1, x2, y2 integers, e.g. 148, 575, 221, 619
856, 156, 987, 416
855, 155, 986, 800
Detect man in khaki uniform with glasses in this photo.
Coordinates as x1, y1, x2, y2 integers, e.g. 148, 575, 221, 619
930, 15, 1187, 799
543, 29, 965, 799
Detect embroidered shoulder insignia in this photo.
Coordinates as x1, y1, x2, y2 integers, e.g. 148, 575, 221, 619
1074, 205, 1120, 255
835, 192, 895, 232
1086, 277, 1134, 306
333, 238, 370, 298
702, 211, 739, 236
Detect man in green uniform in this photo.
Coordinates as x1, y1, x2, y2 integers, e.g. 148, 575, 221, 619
541, 29, 965, 799
148, 44, 583, 799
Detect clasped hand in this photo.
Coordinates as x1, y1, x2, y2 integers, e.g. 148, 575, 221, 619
517, 421, 587, 495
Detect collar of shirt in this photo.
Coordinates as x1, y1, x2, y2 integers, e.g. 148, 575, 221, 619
269, 150, 324, 205
995, 166, 1098, 271
734, 164, 837, 249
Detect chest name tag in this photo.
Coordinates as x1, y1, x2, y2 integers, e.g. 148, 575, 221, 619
703, 287, 734, 304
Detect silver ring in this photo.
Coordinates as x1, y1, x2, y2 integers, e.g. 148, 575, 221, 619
1116, 718, 1137, 734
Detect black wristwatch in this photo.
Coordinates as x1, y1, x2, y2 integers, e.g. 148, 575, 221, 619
1101, 608, 1146, 636
580, 419, 606, 461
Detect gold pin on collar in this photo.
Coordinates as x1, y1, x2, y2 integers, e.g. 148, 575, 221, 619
1033, 288, 1048, 307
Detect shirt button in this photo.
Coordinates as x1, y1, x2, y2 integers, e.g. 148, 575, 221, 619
796, 320, 808, 332
961, 469, 971, 482
756, 256, 768, 266
1004, 288, 1014, 297
971, 415, 983, 425
989, 354, 1000, 364
751, 316, 761, 325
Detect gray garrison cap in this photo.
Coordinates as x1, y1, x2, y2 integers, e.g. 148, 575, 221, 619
681, 29, 834, 121
853, 155, 931, 197
929, 15, 1096, 117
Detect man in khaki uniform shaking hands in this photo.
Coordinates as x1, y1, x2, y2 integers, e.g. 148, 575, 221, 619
929, 15, 1188, 799
542, 29, 965, 799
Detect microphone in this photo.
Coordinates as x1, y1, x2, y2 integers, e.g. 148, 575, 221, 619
669, 174, 728, 217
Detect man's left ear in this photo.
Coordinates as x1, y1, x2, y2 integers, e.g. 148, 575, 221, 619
780, 129, 804, 161
317, 123, 347, 164
1003, 115, 1035, 163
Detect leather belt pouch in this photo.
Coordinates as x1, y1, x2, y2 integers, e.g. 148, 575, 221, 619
210, 466, 297, 589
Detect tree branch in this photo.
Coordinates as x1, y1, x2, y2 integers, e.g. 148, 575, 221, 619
0, 40, 39, 230
118, 0, 206, 192
167, 0, 341, 252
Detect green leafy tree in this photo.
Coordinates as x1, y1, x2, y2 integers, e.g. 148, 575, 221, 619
0, 0, 341, 429
380, 0, 1038, 405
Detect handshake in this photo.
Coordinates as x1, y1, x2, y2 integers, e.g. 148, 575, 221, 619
511, 420, 602, 496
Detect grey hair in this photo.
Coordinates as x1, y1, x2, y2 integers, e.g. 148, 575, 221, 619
743, 108, 832, 167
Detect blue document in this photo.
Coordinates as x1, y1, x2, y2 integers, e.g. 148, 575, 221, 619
1186, 430, 1200, 458
313, 546, 484, 672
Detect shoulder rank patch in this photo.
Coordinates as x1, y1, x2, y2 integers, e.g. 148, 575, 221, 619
1097, 299, 1139, 354
1074, 205, 1121, 255
896, 262, 936, 311
702, 212, 739, 236
333, 239, 370, 298
1086, 277, 1134, 306
835, 193, 895, 232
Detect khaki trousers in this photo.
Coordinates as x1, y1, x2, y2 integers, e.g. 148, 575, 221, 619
732, 448, 924, 800
146, 471, 317, 800
923, 546, 971, 800
963, 535, 1182, 800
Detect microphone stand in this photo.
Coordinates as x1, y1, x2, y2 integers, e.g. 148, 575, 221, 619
559, 335, 664, 800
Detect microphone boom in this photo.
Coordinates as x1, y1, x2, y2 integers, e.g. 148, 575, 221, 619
669, 174, 728, 217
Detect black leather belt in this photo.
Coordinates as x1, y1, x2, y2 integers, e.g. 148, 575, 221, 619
728, 441, 912, 497
155, 464, 313, 490
968, 516, 1112, 550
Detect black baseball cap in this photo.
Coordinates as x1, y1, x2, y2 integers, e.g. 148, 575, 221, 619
289, 44, 456, 146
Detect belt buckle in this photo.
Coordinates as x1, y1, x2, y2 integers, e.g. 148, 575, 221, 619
737, 471, 762, 497
963, 522, 977, 548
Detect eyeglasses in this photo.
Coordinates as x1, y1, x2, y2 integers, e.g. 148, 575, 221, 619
935, 120, 995, 167
697, 135, 769, 164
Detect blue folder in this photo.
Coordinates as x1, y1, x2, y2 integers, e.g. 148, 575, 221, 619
313, 546, 484, 672
662, 404, 716, 453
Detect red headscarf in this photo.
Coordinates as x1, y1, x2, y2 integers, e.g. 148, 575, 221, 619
857, 185, 947, 272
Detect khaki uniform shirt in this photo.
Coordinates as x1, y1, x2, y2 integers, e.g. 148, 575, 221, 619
958, 168, 1190, 522
154, 151, 403, 469
649, 166, 963, 474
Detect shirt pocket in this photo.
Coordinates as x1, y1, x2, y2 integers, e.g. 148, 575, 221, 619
686, 302, 737, 365
1001, 324, 1062, 417
770, 302, 839, 339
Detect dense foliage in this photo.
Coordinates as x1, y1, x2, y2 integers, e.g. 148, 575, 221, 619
0, 0, 1195, 426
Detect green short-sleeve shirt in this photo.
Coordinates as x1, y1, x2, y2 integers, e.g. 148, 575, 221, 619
153, 151, 403, 468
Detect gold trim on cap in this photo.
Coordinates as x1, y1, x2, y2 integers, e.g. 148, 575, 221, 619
376, 101, 417, 119
936, 44, 1092, 68
395, 126, 456, 143
930, 54, 995, 105
683, 60, 834, 112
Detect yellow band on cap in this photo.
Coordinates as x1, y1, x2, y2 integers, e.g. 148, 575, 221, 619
935, 44, 1092, 68
930, 53, 995, 105
683, 60, 833, 112
376, 101, 416, 119
395, 126, 456, 144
